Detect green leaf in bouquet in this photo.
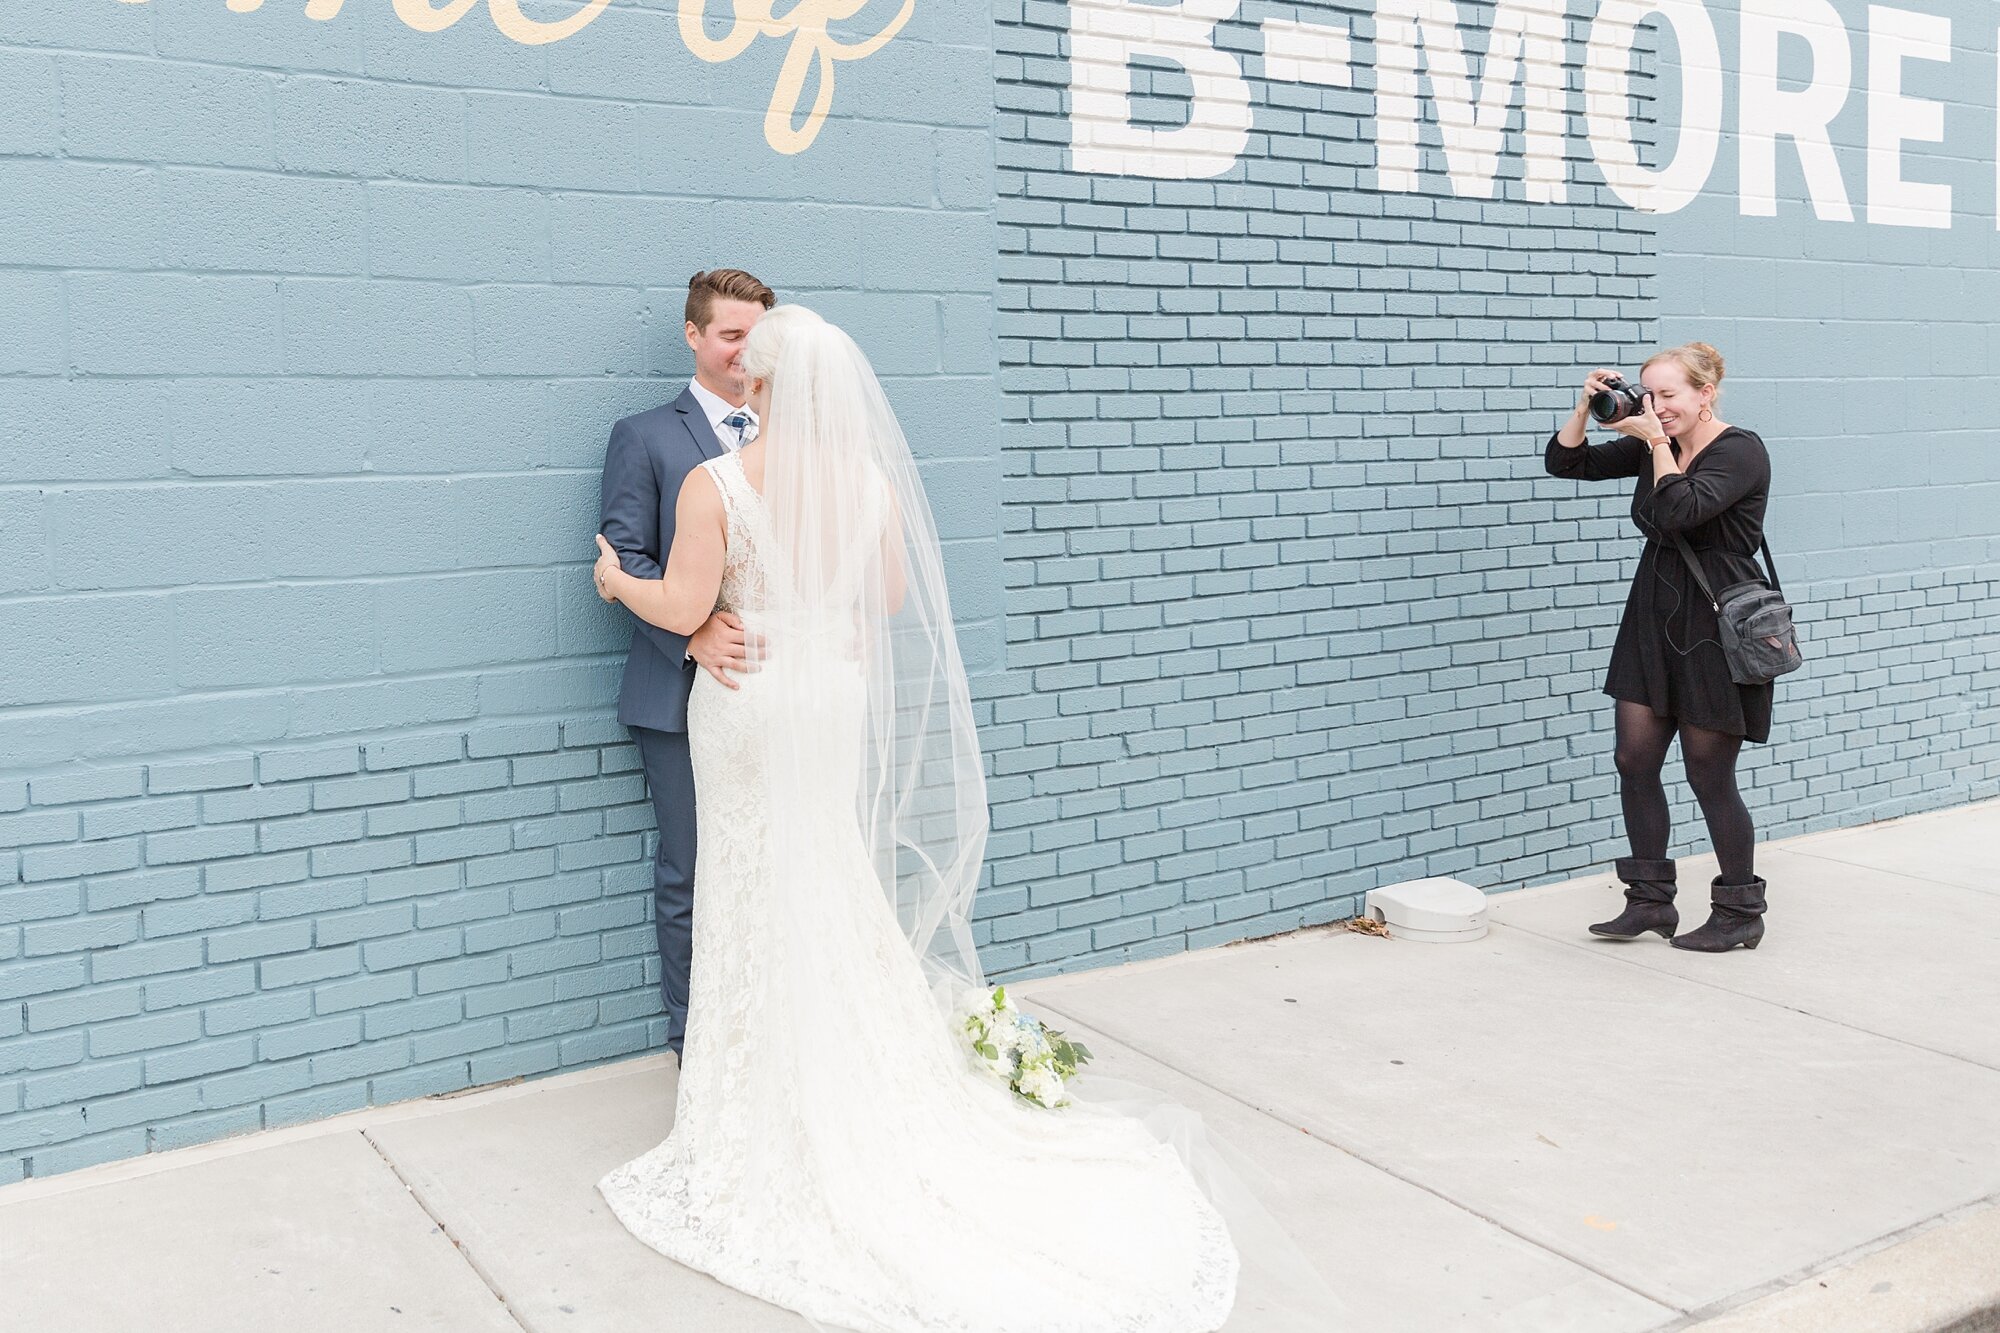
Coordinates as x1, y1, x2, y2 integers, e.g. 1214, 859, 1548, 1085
1045, 1032, 1088, 1068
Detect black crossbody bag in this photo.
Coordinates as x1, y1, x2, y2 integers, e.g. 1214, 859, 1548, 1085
1670, 532, 1803, 686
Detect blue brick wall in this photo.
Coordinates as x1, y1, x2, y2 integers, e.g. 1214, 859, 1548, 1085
985, 0, 1657, 970
0, 0, 1003, 1181
0, 720, 674, 1178
4, 0, 1998, 1183
975, 0, 1999, 979
1654, 2, 2000, 580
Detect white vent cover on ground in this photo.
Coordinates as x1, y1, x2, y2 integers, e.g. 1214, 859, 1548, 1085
1364, 878, 1490, 943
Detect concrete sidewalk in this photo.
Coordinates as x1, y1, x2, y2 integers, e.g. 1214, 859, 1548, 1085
4, 800, 1998, 1332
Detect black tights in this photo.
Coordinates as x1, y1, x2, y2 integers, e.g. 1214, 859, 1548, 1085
1614, 701, 1757, 884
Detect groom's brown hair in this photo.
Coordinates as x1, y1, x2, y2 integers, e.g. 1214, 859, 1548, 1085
686, 269, 776, 331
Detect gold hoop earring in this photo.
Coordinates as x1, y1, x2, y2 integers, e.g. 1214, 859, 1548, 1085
1698, 407, 1714, 423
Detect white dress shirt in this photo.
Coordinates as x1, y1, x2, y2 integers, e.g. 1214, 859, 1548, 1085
688, 378, 757, 451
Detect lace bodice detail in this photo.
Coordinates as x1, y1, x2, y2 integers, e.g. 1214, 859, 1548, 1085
702, 452, 769, 619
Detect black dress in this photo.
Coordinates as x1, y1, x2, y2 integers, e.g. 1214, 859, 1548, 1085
1545, 427, 1776, 743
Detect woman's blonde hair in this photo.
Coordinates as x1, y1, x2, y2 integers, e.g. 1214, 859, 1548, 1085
740, 304, 826, 384
1643, 341, 1726, 399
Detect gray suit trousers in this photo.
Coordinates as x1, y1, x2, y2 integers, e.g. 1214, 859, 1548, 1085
629, 724, 697, 1055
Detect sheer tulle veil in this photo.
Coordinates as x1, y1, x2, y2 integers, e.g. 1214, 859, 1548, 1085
744, 305, 988, 1003
740, 306, 1342, 1331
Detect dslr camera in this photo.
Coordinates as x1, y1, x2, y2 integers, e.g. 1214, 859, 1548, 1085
1589, 374, 1650, 425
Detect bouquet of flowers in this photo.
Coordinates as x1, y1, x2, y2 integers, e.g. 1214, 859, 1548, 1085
957, 984, 1092, 1109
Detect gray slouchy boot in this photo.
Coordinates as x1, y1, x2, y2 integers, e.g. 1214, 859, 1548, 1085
1589, 858, 1679, 940
1670, 876, 1767, 952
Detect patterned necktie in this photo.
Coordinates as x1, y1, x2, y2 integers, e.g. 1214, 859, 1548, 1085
722, 411, 754, 450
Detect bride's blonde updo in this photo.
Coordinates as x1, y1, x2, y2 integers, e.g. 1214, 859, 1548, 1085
1643, 341, 1726, 399
741, 304, 826, 385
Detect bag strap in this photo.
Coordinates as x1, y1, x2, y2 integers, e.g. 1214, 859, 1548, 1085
1669, 532, 1784, 607
1669, 532, 1721, 611
1758, 536, 1782, 593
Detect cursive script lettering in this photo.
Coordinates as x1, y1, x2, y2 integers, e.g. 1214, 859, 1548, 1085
681, 0, 916, 154
108, 0, 919, 141
140, 0, 612, 42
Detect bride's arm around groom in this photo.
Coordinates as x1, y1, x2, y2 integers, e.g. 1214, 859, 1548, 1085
599, 412, 747, 691
593, 478, 724, 632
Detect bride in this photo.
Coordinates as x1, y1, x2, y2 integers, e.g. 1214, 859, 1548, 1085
589, 307, 1319, 1332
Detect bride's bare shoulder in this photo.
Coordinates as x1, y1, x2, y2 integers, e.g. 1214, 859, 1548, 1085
674, 463, 725, 519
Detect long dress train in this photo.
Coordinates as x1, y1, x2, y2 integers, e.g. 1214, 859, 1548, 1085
598, 451, 1238, 1333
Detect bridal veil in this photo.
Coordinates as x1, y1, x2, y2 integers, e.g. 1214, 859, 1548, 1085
742, 305, 1342, 1332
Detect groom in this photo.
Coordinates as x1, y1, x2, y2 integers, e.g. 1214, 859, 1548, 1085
600, 268, 775, 1060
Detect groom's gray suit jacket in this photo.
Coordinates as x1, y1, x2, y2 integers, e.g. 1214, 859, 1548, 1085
600, 386, 727, 733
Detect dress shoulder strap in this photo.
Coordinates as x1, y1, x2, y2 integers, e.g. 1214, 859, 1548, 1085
702, 454, 754, 529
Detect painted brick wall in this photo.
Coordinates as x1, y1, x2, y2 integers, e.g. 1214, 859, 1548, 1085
1654, 0, 1999, 581
0, 0, 1004, 1181
986, 0, 1660, 970
1, 719, 664, 1175
976, 0, 2000, 980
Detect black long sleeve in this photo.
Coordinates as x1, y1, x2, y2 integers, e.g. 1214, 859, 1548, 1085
1544, 431, 1648, 482
1649, 434, 1770, 533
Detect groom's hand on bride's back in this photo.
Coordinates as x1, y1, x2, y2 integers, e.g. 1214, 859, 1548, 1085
688, 612, 755, 689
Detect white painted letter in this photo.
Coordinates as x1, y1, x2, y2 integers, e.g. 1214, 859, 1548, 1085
1068, 0, 1253, 180
1739, 0, 1853, 220
1374, 0, 1569, 203
487, 0, 610, 46
1866, 5, 1953, 228
393, 0, 477, 32
1585, 0, 1724, 214
1262, 17, 1352, 89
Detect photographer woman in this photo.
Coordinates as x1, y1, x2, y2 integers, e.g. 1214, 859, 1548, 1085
1545, 343, 1775, 952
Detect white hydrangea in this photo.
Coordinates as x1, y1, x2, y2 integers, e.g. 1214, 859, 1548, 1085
1018, 1064, 1067, 1108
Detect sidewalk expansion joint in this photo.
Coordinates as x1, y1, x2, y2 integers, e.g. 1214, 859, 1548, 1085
360, 1128, 535, 1333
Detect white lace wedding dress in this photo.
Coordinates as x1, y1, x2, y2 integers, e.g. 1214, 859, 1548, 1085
598, 451, 1239, 1333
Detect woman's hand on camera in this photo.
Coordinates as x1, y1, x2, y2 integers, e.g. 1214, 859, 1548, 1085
1608, 395, 1669, 444
1575, 369, 1617, 417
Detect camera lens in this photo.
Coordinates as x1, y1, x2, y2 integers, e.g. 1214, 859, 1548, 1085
1589, 376, 1645, 425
